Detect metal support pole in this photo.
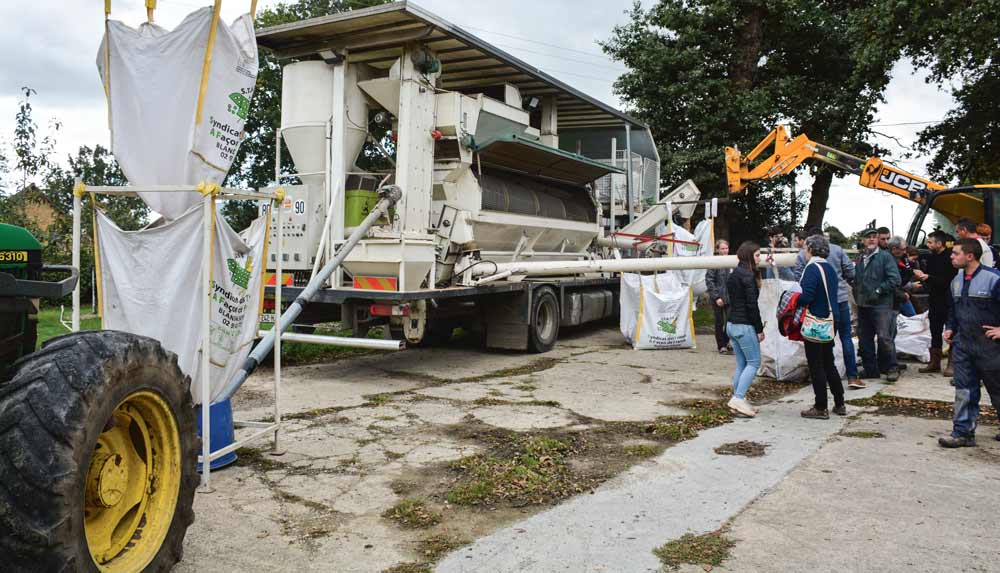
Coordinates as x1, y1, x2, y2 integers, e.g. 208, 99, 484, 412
199, 191, 214, 492
71, 181, 82, 332
609, 137, 617, 237
330, 61, 347, 287
272, 193, 284, 455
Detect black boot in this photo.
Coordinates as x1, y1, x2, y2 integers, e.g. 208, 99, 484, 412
919, 348, 942, 373
938, 435, 976, 448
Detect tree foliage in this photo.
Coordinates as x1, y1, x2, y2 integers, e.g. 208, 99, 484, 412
0, 86, 147, 306
855, 1, 1000, 184
602, 0, 893, 241
12, 87, 61, 191
224, 0, 393, 230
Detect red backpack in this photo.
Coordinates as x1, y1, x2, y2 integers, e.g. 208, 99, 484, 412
776, 290, 806, 342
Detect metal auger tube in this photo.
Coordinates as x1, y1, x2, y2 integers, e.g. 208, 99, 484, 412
216, 185, 403, 402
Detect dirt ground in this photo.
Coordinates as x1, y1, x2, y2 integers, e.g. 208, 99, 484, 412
177, 326, 790, 572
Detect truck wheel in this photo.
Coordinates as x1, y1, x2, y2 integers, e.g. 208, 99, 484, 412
0, 331, 198, 573
528, 287, 560, 353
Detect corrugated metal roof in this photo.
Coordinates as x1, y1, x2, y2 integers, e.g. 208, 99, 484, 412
255, 1, 646, 130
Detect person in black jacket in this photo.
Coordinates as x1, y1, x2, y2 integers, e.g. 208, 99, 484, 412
705, 239, 733, 354
914, 230, 957, 374
725, 241, 765, 418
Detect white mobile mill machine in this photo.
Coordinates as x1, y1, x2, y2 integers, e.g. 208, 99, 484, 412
241, 1, 727, 362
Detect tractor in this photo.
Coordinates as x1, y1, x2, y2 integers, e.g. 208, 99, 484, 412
0, 222, 198, 572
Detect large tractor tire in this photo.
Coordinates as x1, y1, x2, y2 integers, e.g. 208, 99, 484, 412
0, 331, 198, 572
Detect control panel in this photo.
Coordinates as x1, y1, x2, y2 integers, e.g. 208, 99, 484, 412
258, 184, 326, 272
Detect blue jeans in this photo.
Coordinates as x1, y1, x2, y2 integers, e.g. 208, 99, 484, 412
834, 301, 859, 379
858, 306, 897, 376
951, 345, 1000, 438
726, 322, 760, 399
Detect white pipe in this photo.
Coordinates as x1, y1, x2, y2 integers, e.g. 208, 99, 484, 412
470, 253, 799, 278
71, 187, 81, 332
596, 235, 666, 250
260, 330, 405, 350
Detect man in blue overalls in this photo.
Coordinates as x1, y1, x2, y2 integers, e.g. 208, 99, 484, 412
939, 238, 1000, 448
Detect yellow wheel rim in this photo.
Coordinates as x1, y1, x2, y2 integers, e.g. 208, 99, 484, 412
85, 391, 182, 572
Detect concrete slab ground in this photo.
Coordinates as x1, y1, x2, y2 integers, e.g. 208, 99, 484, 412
435, 383, 884, 572
179, 328, 742, 572
713, 414, 1000, 573
179, 326, 995, 573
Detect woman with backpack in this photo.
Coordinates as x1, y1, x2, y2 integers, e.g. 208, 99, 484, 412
725, 241, 764, 418
797, 234, 846, 419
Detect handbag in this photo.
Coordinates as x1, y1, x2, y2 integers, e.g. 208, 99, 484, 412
800, 261, 835, 344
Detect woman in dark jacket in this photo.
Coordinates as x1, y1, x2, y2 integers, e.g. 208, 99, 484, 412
725, 241, 764, 418
797, 234, 846, 419
705, 239, 733, 354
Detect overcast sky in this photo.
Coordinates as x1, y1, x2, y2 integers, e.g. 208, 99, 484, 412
1, 0, 953, 236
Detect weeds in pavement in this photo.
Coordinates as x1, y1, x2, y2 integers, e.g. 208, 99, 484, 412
653, 529, 735, 569
848, 393, 997, 422
714, 441, 768, 457
839, 430, 885, 439
382, 563, 430, 573
623, 444, 658, 457
717, 378, 803, 404
382, 534, 468, 573
446, 435, 589, 506
383, 498, 442, 529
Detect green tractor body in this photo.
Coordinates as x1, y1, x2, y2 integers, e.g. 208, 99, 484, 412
0, 223, 45, 371
0, 223, 79, 377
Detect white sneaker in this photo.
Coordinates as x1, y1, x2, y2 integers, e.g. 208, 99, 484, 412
727, 397, 756, 418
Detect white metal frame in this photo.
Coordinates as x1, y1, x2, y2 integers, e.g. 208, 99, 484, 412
71, 182, 284, 492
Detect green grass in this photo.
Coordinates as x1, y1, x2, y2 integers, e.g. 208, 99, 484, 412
692, 304, 713, 329
36, 307, 100, 349
623, 444, 658, 457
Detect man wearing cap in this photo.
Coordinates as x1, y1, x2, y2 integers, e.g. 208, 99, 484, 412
855, 226, 902, 384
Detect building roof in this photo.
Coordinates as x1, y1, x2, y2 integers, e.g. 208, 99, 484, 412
256, 1, 647, 131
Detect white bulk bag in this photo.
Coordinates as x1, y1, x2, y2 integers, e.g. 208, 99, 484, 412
757, 278, 846, 382
97, 7, 258, 219
668, 219, 713, 299
97, 208, 268, 403
895, 311, 931, 363
620, 272, 697, 350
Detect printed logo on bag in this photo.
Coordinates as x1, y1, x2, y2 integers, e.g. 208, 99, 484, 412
227, 92, 250, 120
657, 317, 678, 334
226, 256, 253, 289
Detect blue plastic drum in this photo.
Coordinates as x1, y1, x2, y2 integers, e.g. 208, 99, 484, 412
196, 399, 238, 471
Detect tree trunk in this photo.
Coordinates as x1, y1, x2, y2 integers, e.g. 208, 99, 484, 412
805, 168, 834, 230
729, 3, 768, 89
